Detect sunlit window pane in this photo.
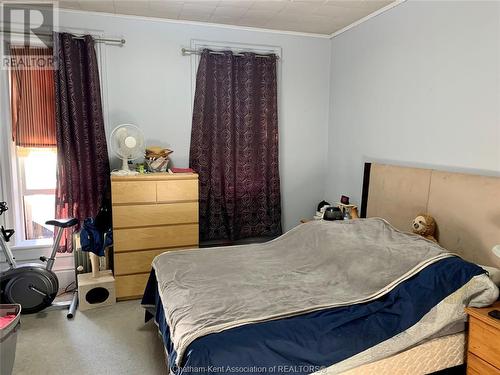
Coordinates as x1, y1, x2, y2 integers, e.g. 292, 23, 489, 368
23, 194, 55, 240
17, 147, 57, 241
21, 148, 57, 190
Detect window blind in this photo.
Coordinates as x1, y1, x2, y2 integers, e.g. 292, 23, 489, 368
10, 47, 56, 147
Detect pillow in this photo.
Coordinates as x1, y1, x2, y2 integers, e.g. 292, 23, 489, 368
480, 265, 500, 286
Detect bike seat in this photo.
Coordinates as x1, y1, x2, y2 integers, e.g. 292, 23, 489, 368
45, 218, 78, 228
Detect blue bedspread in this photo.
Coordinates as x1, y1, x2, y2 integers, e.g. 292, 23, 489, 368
142, 257, 485, 375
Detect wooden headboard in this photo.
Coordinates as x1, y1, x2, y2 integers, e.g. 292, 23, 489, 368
361, 163, 500, 268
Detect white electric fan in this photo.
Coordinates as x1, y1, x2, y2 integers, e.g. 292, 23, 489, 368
109, 124, 144, 176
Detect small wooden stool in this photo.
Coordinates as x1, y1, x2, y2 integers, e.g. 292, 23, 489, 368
77, 270, 116, 311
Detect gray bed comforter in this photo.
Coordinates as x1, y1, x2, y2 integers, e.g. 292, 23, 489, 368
152, 218, 498, 366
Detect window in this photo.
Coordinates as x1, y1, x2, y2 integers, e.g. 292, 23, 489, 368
8, 46, 57, 245
16, 147, 57, 240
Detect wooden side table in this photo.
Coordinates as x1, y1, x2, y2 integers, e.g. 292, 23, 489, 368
465, 301, 500, 374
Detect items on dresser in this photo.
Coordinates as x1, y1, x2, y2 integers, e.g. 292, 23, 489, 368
317, 200, 331, 212
111, 173, 199, 300
337, 203, 358, 220
313, 200, 359, 221
489, 310, 500, 320
323, 207, 343, 221
109, 124, 145, 176
465, 302, 500, 374
145, 146, 173, 158
340, 195, 350, 205
171, 167, 195, 173
350, 207, 359, 219
145, 146, 173, 173
314, 201, 331, 220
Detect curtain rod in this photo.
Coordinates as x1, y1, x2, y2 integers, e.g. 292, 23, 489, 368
181, 48, 279, 60
1, 30, 125, 45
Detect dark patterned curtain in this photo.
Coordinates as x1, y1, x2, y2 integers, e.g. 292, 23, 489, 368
53, 33, 110, 252
190, 49, 282, 242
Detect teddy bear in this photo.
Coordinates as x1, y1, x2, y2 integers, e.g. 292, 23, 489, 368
412, 213, 438, 243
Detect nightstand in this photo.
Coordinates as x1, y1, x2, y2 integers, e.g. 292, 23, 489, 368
465, 301, 500, 374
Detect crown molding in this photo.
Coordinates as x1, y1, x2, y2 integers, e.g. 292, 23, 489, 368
58, 8, 331, 39
58, 1, 406, 42
329, 0, 406, 39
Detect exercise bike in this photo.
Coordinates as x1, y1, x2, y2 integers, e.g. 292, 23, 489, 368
0, 201, 78, 315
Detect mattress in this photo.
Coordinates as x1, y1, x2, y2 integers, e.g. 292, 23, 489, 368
157, 330, 466, 375
335, 333, 465, 375
143, 219, 498, 374
143, 263, 493, 375
152, 218, 461, 366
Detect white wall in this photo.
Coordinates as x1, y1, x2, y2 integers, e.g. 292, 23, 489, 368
58, 9, 331, 231
1, 11, 330, 286
326, 0, 500, 206
4, 1, 500, 284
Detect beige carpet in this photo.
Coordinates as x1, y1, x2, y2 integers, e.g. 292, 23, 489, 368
12, 300, 167, 375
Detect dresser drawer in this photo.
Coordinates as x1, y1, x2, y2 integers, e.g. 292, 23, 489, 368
114, 224, 199, 252
112, 202, 198, 228
112, 181, 156, 204
467, 352, 500, 375
114, 247, 197, 275
115, 273, 150, 300
157, 179, 198, 202
115, 249, 167, 275
468, 316, 500, 369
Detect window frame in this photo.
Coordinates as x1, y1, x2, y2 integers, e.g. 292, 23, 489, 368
1, 35, 56, 249
0, 26, 109, 251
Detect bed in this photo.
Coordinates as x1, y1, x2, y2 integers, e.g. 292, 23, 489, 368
142, 163, 500, 375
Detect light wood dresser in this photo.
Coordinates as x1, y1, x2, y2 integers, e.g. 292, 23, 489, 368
465, 301, 500, 375
111, 173, 199, 300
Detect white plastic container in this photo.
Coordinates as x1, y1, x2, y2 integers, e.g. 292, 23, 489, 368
0, 304, 21, 375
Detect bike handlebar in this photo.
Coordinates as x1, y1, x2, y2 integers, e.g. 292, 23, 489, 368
0, 202, 15, 242
0, 202, 7, 216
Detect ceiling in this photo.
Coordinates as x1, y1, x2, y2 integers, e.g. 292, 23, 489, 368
58, 0, 395, 36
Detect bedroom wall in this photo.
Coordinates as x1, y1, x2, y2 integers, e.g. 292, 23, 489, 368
57, 9, 331, 232
325, 0, 500, 207
1, 11, 330, 285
